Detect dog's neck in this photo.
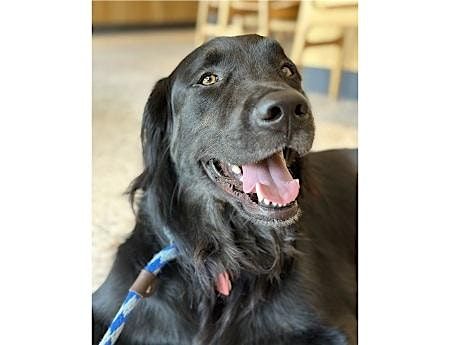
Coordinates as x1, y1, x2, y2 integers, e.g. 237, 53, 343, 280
135, 181, 300, 344
140, 186, 298, 292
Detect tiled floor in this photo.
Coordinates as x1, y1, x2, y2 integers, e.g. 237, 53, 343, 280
92, 29, 357, 290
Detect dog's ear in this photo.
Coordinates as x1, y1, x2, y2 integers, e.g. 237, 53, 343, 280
128, 77, 173, 205
141, 77, 172, 168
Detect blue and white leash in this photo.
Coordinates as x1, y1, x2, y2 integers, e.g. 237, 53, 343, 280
99, 243, 178, 345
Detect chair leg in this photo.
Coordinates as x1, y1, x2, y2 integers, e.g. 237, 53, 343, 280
257, 1, 269, 36
329, 34, 345, 99
195, 1, 209, 45
216, 1, 230, 36
290, 0, 312, 64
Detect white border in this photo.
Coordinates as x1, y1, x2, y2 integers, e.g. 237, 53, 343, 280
1, 1, 460, 344
0, 1, 91, 343
360, 2, 460, 344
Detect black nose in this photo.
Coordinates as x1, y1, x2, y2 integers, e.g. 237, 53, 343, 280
254, 90, 309, 128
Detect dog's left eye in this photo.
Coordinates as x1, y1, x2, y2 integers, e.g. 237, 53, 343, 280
199, 73, 219, 86
281, 65, 295, 78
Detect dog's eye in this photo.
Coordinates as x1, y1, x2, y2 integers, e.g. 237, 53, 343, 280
281, 65, 295, 78
199, 73, 219, 86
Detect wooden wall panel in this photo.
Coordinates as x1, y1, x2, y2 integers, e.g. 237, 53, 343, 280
92, 1, 198, 26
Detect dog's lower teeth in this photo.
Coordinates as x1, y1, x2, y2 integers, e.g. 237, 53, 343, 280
257, 198, 289, 208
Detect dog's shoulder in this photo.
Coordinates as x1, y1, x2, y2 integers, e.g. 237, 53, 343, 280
306, 148, 357, 175
295, 148, 357, 344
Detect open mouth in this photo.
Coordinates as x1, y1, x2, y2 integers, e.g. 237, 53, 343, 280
202, 148, 301, 224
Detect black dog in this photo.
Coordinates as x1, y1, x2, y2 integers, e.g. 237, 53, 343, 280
93, 34, 357, 345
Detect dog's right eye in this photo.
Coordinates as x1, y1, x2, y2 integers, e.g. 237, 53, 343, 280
198, 73, 219, 86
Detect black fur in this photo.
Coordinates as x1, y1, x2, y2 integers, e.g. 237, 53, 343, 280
93, 35, 357, 345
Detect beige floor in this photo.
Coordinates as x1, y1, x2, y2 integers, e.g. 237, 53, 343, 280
92, 29, 357, 290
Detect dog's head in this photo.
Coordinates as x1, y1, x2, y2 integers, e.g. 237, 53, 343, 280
132, 35, 314, 226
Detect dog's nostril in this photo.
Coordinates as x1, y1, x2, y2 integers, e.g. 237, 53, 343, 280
263, 105, 283, 122
294, 104, 307, 117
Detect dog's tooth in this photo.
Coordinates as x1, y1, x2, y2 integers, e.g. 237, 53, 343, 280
263, 199, 270, 206
231, 165, 241, 175
256, 183, 264, 205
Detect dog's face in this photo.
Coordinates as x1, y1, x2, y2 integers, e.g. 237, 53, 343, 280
141, 35, 314, 226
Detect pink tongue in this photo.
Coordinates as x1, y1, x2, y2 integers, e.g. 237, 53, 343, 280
241, 152, 299, 205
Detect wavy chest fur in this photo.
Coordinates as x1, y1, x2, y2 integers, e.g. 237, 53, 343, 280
95, 195, 314, 345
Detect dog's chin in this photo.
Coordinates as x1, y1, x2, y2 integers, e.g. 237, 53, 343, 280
201, 147, 302, 227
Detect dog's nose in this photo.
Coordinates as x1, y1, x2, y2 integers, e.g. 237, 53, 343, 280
254, 90, 309, 128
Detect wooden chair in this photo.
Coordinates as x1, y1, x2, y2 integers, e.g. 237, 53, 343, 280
195, 1, 256, 45
290, 1, 358, 99
195, 1, 300, 45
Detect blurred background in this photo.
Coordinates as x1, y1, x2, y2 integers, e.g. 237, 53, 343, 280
93, 0, 358, 290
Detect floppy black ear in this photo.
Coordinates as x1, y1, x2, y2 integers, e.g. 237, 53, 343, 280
128, 77, 173, 205
141, 78, 172, 168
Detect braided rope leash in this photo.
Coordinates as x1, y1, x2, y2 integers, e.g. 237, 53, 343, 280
98, 243, 178, 345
